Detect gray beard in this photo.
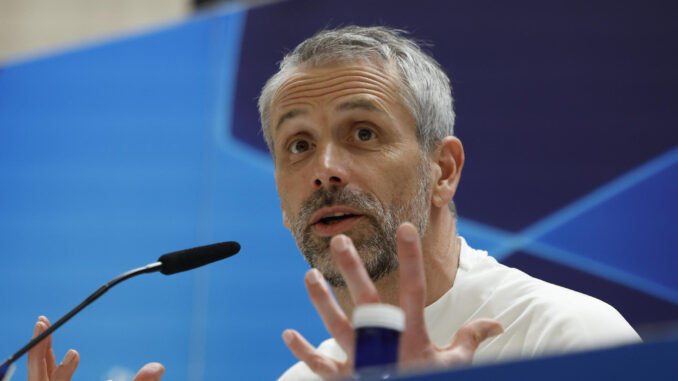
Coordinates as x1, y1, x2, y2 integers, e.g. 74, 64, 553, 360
291, 160, 431, 287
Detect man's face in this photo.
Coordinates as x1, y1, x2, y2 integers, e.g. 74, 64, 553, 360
270, 61, 431, 286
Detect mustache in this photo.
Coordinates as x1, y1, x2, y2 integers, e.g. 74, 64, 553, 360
296, 186, 381, 228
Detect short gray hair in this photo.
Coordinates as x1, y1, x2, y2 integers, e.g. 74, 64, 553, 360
258, 25, 457, 217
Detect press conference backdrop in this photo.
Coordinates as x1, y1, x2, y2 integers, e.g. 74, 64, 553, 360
1, 1, 676, 380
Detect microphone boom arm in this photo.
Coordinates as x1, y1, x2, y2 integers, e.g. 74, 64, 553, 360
1, 261, 162, 368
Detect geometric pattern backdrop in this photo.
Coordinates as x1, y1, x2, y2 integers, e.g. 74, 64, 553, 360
1, 1, 676, 380
232, 0, 678, 329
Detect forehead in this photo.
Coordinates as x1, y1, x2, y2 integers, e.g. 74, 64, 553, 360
270, 61, 405, 123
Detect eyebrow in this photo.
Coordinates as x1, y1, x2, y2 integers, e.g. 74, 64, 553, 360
275, 99, 384, 131
276, 109, 307, 130
336, 99, 385, 113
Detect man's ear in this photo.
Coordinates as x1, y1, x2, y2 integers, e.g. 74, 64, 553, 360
430, 136, 465, 208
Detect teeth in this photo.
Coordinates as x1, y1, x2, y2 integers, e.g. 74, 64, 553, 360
326, 212, 349, 217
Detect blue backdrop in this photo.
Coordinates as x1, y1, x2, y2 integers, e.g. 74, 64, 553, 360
1, 1, 677, 380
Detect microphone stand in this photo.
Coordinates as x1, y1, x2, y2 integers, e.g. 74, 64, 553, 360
1, 262, 162, 368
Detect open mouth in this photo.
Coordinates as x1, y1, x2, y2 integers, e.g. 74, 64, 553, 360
309, 207, 365, 236
315, 212, 360, 226
310, 209, 364, 236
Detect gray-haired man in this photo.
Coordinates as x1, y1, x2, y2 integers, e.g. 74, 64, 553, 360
258, 26, 639, 380
25, 25, 639, 381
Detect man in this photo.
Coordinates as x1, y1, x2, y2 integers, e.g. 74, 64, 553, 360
258, 26, 640, 380
26, 25, 639, 381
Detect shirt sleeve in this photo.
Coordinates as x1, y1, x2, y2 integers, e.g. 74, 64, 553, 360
528, 289, 641, 357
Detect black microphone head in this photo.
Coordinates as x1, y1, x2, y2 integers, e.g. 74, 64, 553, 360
158, 241, 240, 275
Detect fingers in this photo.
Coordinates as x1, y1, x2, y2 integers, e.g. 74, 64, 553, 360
28, 318, 49, 381
444, 319, 504, 364
46, 347, 57, 377
282, 329, 348, 379
51, 350, 79, 381
39, 317, 57, 376
397, 224, 430, 347
329, 235, 379, 305
304, 269, 355, 354
28, 316, 79, 381
132, 363, 165, 381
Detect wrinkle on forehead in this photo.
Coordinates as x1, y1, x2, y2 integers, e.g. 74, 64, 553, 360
272, 64, 404, 118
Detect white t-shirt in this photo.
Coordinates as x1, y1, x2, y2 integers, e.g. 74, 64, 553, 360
279, 238, 640, 380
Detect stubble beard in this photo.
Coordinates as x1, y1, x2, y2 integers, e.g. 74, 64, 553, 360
291, 159, 431, 287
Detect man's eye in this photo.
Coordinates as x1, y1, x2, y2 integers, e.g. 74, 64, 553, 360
289, 139, 310, 153
355, 128, 376, 142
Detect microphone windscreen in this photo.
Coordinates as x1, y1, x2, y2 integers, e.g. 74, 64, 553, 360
158, 241, 240, 275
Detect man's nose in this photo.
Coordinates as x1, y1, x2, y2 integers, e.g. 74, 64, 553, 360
313, 142, 349, 188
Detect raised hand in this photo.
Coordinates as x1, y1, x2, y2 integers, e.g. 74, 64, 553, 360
282, 222, 503, 379
26, 316, 165, 381
394, 224, 503, 372
27, 316, 79, 381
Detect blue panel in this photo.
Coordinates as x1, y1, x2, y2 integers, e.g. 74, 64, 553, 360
0, 5, 330, 379
536, 148, 678, 293
0, 15, 213, 379
0, 6, 321, 381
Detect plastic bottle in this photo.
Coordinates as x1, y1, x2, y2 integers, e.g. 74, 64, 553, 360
352, 303, 405, 379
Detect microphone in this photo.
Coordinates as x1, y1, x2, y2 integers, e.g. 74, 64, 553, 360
158, 241, 240, 275
1, 241, 241, 368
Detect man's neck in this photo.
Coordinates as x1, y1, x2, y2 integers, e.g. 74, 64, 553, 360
333, 207, 460, 318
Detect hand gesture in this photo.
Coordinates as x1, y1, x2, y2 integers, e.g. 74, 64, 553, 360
282, 223, 504, 379
27, 316, 78, 381
27, 316, 165, 381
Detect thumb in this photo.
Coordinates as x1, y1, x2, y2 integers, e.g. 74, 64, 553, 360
51, 350, 79, 381
132, 363, 165, 381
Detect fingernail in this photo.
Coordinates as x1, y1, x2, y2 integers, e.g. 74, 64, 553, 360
64, 350, 76, 365
332, 235, 349, 252
400, 225, 417, 242
307, 269, 322, 285
282, 330, 294, 345
147, 363, 164, 373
